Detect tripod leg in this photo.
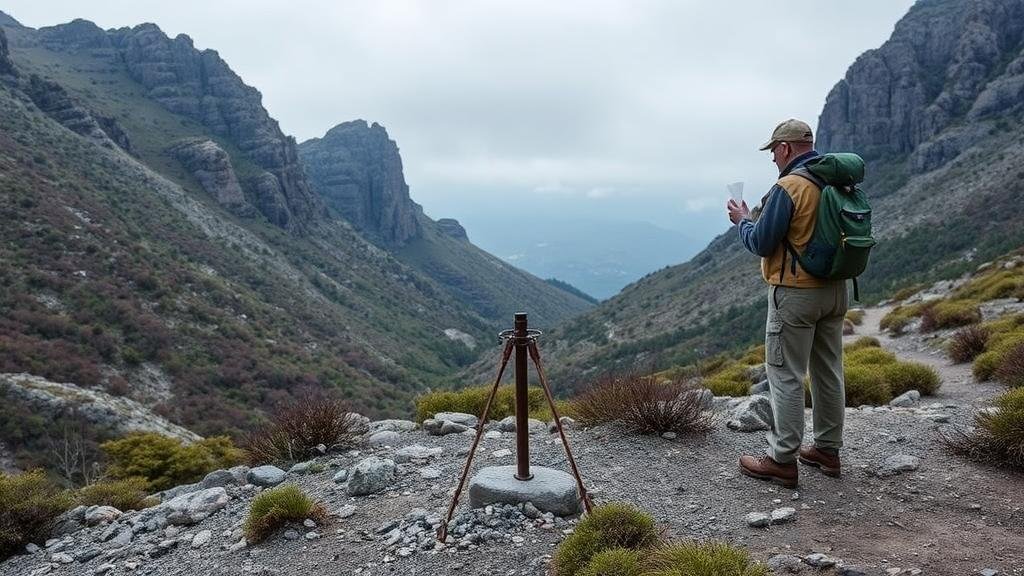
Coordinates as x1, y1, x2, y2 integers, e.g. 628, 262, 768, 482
436, 339, 514, 542
527, 340, 593, 514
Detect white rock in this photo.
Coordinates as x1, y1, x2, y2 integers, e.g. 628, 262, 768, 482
332, 469, 348, 483
84, 506, 122, 526
484, 430, 502, 440
889, 390, 921, 407
394, 444, 443, 463
347, 457, 397, 496
877, 454, 920, 477
163, 487, 230, 525
420, 468, 442, 479
366, 430, 401, 446
770, 507, 796, 524
491, 449, 513, 459
336, 505, 357, 518
191, 529, 212, 548
246, 465, 286, 487
745, 512, 770, 527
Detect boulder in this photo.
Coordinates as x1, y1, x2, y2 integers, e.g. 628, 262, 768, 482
198, 469, 238, 489
163, 487, 230, 525
366, 430, 401, 446
726, 396, 773, 432
367, 419, 417, 433
347, 457, 397, 496
246, 465, 286, 487
433, 412, 478, 427
84, 506, 122, 526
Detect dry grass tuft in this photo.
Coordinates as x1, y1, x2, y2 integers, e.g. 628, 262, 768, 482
571, 372, 714, 435
244, 394, 359, 465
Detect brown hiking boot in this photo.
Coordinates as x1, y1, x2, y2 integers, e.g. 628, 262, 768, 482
798, 445, 841, 478
738, 454, 798, 488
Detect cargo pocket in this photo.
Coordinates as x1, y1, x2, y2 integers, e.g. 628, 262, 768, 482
766, 320, 784, 367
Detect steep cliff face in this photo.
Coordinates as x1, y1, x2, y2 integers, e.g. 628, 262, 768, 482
33, 20, 323, 232
818, 0, 1024, 172
170, 138, 249, 213
298, 120, 422, 245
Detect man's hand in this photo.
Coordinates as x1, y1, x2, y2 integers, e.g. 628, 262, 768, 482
727, 199, 750, 225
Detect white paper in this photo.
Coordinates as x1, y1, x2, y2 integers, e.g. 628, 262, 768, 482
727, 181, 744, 203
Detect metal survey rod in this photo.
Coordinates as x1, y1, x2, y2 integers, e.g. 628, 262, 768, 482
513, 312, 533, 481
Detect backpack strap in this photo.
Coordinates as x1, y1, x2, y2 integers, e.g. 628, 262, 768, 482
852, 278, 861, 302
790, 167, 827, 190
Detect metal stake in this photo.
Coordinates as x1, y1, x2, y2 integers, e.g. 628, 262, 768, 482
513, 312, 532, 481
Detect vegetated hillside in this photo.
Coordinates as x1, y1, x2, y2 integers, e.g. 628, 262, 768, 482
298, 120, 594, 326
500, 0, 1024, 389
0, 10, 587, 460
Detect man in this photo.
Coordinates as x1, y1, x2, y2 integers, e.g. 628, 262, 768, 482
726, 118, 847, 489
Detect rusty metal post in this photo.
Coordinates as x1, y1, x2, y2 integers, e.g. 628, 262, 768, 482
513, 312, 533, 481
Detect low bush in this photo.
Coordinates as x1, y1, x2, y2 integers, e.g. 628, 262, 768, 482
571, 372, 714, 435
881, 361, 941, 396
738, 345, 765, 366
702, 363, 753, 397
845, 309, 865, 326
994, 343, 1024, 388
944, 387, 1024, 469
890, 284, 925, 302
948, 325, 990, 363
953, 268, 1024, 301
579, 548, 643, 576
0, 470, 74, 560
243, 484, 327, 543
973, 332, 1024, 381
102, 433, 245, 491
919, 300, 982, 332
879, 302, 928, 335
644, 541, 768, 576
76, 478, 156, 511
844, 336, 881, 353
843, 365, 892, 406
846, 347, 897, 366
245, 395, 359, 465
414, 385, 549, 424
553, 503, 659, 576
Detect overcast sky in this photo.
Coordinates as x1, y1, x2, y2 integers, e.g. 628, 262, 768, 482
6, 1, 915, 239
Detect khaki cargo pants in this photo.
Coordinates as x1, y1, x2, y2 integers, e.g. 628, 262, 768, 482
764, 282, 848, 463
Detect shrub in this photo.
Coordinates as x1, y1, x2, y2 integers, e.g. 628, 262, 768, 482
571, 372, 714, 435
553, 503, 659, 576
880, 303, 928, 335
76, 478, 156, 511
944, 387, 1024, 469
973, 333, 1024, 381
0, 470, 74, 560
881, 361, 941, 396
579, 548, 643, 576
846, 347, 897, 366
845, 309, 865, 325
953, 269, 1024, 301
702, 363, 752, 397
245, 394, 359, 465
102, 433, 245, 491
843, 365, 892, 406
243, 484, 326, 543
891, 284, 924, 302
994, 343, 1024, 388
919, 301, 981, 332
644, 541, 769, 576
738, 345, 765, 366
844, 336, 881, 352
414, 385, 549, 424
948, 325, 990, 363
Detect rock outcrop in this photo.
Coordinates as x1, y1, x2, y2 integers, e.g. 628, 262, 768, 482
436, 218, 469, 241
817, 0, 1024, 172
0, 28, 14, 76
0, 373, 200, 442
170, 138, 249, 213
21, 74, 133, 153
298, 120, 422, 246
35, 19, 323, 232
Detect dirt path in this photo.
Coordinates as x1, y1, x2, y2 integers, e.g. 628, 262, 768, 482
846, 306, 1005, 406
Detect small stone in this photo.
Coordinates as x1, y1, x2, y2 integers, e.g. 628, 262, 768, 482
396, 546, 414, 557
336, 505, 357, 519
84, 505, 122, 525
766, 554, 803, 573
440, 420, 469, 435
838, 566, 868, 576
283, 529, 300, 540
978, 570, 999, 576
288, 461, 313, 474
51, 552, 74, 564
332, 469, 348, 483
661, 432, 677, 439
420, 468, 442, 479
93, 564, 116, 575
246, 465, 287, 487
75, 547, 102, 562
770, 507, 796, 524
394, 445, 443, 463
491, 449, 512, 459
745, 512, 770, 527
877, 454, 920, 477
484, 430, 502, 440
303, 518, 316, 528
304, 531, 320, 540
434, 412, 479, 427
366, 430, 401, 446
803, 553, 837, 568
191, 530, 212, 548
889, 390, 921, 407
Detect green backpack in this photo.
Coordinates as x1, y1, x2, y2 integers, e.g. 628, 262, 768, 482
787, 152, 875, 300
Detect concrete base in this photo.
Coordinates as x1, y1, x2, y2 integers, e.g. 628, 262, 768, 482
468, 465, 580, 516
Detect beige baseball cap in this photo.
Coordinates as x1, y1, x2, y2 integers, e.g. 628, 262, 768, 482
759, 118, 814, 151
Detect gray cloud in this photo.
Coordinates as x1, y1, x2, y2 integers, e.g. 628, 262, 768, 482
6, 1, 914, 232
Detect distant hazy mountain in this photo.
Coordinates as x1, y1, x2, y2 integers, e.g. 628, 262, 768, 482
466, 217, 698, 300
